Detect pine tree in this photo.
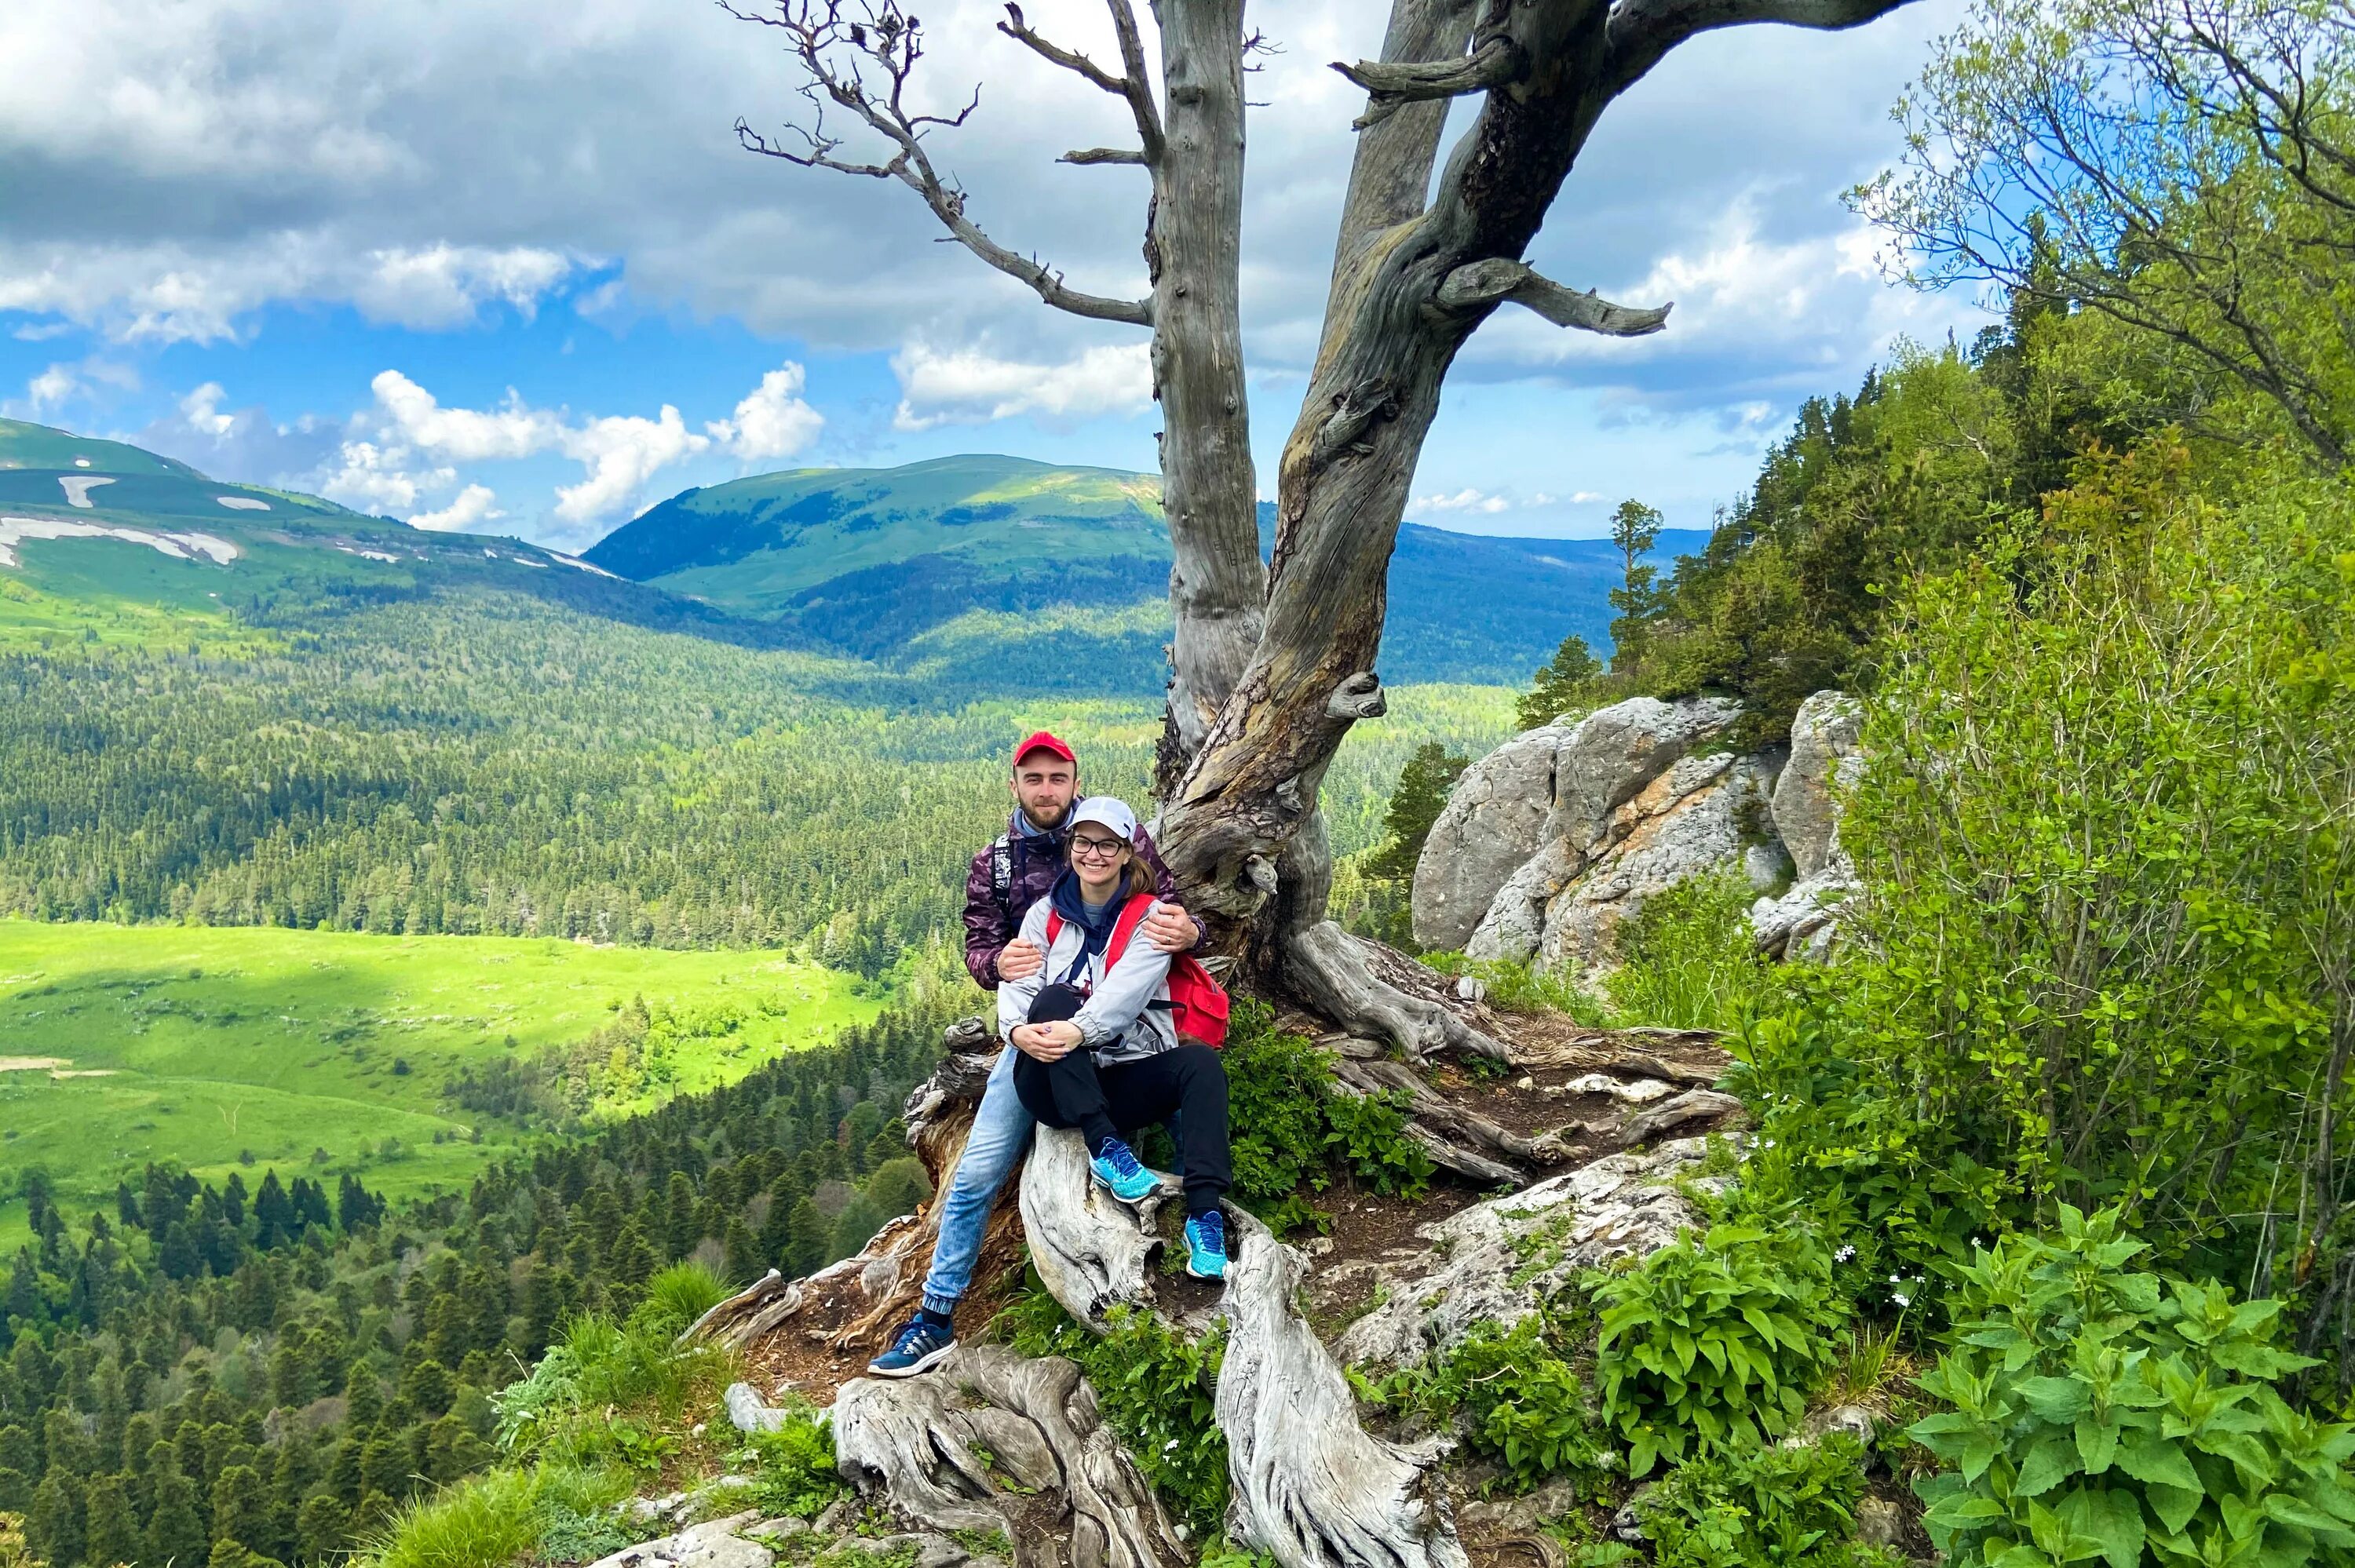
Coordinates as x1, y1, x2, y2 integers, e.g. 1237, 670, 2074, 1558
1516, 634, 1605, 730
81, 1475, 139, 1568
1364, 745, 1473, 884
147, 1460, 209, 1568
1607, 498, 1667, 674
784, 1199, 827, 1279
24, 1474, 79, 1568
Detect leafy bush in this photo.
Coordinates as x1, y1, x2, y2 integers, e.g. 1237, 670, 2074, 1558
1605, 872, 1766, 1032
1638, 1435, 1899, 1568
1911, 1205, 2355, 1568
1363, 1307, 1618, 1494
738, 1400, 852, 1522
1592, 1223, 1846, 1475
1322, 1089, 1434, 1202
996, 1283, 1229, 1538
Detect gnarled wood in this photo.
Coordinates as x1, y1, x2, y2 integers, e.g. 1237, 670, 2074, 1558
1285, 922, 1511, 1063
1216, 1205, 1467, 1568
1017, 1127, 1174, 1329
834, 1344, 1188, 1568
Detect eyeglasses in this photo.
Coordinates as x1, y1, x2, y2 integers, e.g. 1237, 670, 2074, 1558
1071, 833, 1128, 861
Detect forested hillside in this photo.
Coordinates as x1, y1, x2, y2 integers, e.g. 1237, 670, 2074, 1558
0, 1001, 951, 1568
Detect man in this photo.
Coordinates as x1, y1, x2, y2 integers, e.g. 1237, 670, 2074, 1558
868, 731, 1200, 1377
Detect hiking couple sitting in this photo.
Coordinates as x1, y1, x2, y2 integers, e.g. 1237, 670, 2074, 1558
870, 731, 1232, 1379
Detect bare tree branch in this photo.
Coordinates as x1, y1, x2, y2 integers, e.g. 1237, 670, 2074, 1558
725, 0, 1152, 326
1605, 0, 1920, 93
1433, 257, 1674, 334
997, 2, 1129, 93
1331, 34, 1525, 128
1061, 146, 1149, 165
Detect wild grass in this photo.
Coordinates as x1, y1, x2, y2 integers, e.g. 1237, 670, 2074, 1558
365, 1464, 633, 1568
1422, 953, 1618, 1027
1603, 873, 1767, 1030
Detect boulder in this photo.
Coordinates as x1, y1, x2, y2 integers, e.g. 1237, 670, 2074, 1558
1336, 1136, 1731, 1371
1448, 697, 1742, 959
586, 1514, 774, 1568
1771, 691, 1862, 881
1532, 750, 1782, 973
1412, 723, 1575, 951
724, 1382, 790, 1435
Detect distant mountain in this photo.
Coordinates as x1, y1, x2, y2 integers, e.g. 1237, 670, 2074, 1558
592, 454, 1706, 686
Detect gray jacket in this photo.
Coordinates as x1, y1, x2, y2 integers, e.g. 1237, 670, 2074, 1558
995, 896, 1179, 1066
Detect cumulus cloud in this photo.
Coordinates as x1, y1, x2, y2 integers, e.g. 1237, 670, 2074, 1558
553, 407, 709, 523
891, 341, 1152, 430
408, 483, 506, 531
24, 364, 77, 414
371, 370, 564, 462
1408, 487, 1579, 518
705, 364, 823, 461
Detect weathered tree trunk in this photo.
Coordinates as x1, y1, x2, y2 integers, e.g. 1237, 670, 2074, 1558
1150, 0, 1269, 783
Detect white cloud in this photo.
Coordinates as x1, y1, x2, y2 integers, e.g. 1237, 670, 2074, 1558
24, 363, 77, 414
316, 440, 454, 515
891, 341, 1153, 430
1407, 486, 1593, 519
0, 239, 578, 345
553, 406, 708, 523
180, 381, 236, 436
371, 370, 565, 462
408, 483, 506, 532
705, 363, 823, 461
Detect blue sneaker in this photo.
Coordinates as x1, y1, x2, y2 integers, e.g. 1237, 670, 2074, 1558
1090, 1137, 1159, 1205
867, 1314, 956, 1378
1185, 1211, 1229, 1281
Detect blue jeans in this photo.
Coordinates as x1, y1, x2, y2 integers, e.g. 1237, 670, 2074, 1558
920, 1045, 1034, 1317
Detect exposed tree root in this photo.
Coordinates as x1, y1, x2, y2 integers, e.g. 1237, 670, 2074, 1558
1018, 1126, 1174, 1329
1217, 1203, 1467, 1568
834, 1343, 1188, 1568
1286, 921, 1510, 1063
1568, 1087, 1746, 1151
1334, 1056, 1568, 1173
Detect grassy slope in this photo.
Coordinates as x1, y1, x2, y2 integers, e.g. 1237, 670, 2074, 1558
0, 417, 203, 477
0, 921, 879, 1249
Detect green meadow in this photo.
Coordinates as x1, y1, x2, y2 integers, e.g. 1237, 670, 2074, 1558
0, 920, 879, 1249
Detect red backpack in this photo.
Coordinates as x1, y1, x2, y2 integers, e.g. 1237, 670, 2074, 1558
1044, 893, 1232, 1048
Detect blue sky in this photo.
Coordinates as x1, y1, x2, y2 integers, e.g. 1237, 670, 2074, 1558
0, 0, 1987, 552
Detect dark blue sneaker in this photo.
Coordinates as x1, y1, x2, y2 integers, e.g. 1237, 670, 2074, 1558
1090, 1136, 1159, 1205
867, 1314, 956, 1378
1184, 1210, 1229, 1280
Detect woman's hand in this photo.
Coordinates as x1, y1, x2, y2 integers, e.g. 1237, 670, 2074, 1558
1011, 1021, 1082, 1062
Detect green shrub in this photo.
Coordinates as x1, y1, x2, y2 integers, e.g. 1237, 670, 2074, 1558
1910, 1204, 2355, 1568
1638, 1435, 1899, 1568
737, 1400, 851, 1522
1322, 1089, 1434, 1202
1592, 1223, 1846, 1475
1363, 1307, 1617, 1495
491, 1311, 733, 1469
1605, 872, 1766, 1031
366, 1465, 633, 1568
995, 1283, 1229, 1538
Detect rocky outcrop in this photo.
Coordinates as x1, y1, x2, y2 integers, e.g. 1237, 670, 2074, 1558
1415, 692, 1864, 973
1413, 698, 1742, 952
1336, 1136, 1732, 1371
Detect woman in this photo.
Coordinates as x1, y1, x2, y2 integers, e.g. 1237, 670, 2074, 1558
997, 794, 1232, 1280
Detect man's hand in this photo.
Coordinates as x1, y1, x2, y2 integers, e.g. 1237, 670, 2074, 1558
1010, 1021, 1080, 1062
996, 937, 1045, 982
1141, 901, 1198, 954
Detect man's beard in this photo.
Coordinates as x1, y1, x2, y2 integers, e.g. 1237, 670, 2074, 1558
1021, 799, 1072, 831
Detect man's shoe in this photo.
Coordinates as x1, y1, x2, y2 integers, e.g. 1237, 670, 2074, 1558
867, 1315, 956, 1378
1184, 1210, 1229, 1281
1090, 1137, 1160, 1205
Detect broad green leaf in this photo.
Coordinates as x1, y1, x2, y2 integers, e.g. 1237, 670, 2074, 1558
2021, 1376, 2095, 1423
2142, 1483, 2203, 1537
2078, 1415, 2122, 1475
2020, 1433, 2080, 1497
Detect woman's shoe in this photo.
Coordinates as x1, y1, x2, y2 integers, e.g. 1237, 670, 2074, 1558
1090, 1136, 1159, 1205
1184, 1211, 1229, 1280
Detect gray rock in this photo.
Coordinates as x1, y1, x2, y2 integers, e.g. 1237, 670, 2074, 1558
1750, 870, 1857, 962
1457, 1477, 1583, 1533
1856, 1496, 1907, 1550
725, 1381, 790, 1435
586, 1513, 772, 1568
1773, 691, 1862, 881
1411, 722, 1576, 951
1609, 1486, 1656, 1544
1534, 751, 1780, 972
1336, 1136, 1728, 1370
1426, 697, 1741, 954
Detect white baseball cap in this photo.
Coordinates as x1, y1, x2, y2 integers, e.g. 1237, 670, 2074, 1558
1068, 795, 1138, 844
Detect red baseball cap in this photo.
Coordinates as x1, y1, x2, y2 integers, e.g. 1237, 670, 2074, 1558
1012, 730, 1076, 768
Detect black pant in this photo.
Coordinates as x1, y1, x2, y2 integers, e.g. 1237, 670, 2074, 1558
1013, 984, 1231, 1215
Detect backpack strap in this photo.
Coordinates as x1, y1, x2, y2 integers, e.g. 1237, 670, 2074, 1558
990, 834, 1013, 906
1101, 894, 1158, 974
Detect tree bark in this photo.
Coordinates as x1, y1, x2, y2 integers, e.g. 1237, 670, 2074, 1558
1152, 0, 1269, 785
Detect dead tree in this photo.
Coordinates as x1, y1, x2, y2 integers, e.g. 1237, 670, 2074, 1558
725, 0, 1915, 1038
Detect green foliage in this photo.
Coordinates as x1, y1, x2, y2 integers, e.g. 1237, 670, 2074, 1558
1362, 744, 1471, 885
1422, 953, 1617, 1028
737, 1401, 851, 1522
1911, 1205, 2355, 1568
1321, 1090, 1434, 1202
363, 1464, 631, 1568
1605, 873, 1769, 1031
995, 1285, 1229, 1539
1638, 1435, 1899, 1568
1362, 1307, 1617, 1495
1593, 1224, 1847, 1476
492, 1310, 734, 1472
1520, 634, 1605, 731
641, 1261, 732, 1336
